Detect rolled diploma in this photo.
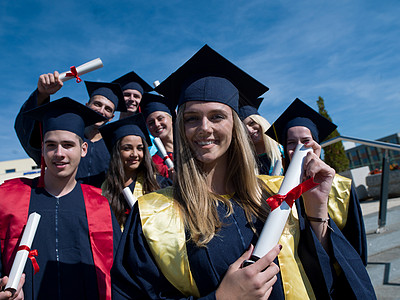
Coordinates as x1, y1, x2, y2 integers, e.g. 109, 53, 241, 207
58, 58, 103, 82
271, 159, 283, 176
153, 137, 174, 169
122, 187, 137, 208
252, 144, 312, 259
5, 212, 41, 292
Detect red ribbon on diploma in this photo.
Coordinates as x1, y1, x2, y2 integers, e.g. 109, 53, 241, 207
266, 177, 320, 211
65, 66, 82, 83
17, 245, 40, 274
162, 153, 172, 162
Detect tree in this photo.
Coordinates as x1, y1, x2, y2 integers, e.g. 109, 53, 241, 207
317, 96, 349, 173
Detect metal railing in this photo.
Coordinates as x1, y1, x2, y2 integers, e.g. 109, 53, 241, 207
321, 135, 400, 233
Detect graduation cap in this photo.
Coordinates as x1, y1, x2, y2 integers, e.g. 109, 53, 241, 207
85, 81, 127, 112
238, 97, 263, 121
154, 44, 268, 113
112, 71, 153, 95
99, 113, 152, 153
140, 93, 177, 121
23, 97, 107, 139
265, 98, 337, 145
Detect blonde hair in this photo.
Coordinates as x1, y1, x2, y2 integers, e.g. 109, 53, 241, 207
174, 103, 271, 247
248, 114, 282, 168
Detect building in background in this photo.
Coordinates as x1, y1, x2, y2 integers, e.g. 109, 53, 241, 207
0, 158, 40, 184
345, 133, 400, 171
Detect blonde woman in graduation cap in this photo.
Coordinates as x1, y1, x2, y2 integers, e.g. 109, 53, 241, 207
111, 46, 375, 300
239, 98, 283, 175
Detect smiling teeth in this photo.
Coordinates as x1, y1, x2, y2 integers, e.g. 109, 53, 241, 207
198, 141, 213, 145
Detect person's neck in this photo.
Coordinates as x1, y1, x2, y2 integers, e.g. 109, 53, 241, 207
254, 141, 266, 155
84, 125, 102, 142
160, 135, 174, 153
203, 157, 233, 195
43, 173, 77, 198
124, 170, 138, 187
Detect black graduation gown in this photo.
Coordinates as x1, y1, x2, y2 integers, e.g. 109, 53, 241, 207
111, 196, 375, 300
0, 179, 121, 300
76, 137, 110, 188
14, 90, 110, 188
257, 153, 272, 175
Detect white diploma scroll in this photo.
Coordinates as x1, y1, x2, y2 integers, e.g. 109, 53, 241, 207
58, 58, 103, 82
252, 144, 312, 260
122, 187, 137, 208
153, 137, 174, 169
5, 212, 41, 292
271, 159, 283, 176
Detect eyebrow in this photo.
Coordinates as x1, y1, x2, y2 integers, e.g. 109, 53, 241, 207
44, 139, 77, 144
184, 108, 229, 114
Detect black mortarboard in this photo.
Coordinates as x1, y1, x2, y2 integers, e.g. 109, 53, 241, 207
85, 81, 127, 112
154, 44, 268, 113
112, 71, 153, 95
140, 93, 177, 121
23, 97, 107, 139
265, 98, 337, 145
99, 113, 152, 153
238, 97, 263, 121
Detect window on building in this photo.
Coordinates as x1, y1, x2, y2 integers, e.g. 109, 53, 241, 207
350, 150, 361, 166
370, 147, 380, 162
359, 147, 370, 164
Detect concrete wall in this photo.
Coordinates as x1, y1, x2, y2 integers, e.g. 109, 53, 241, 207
341, 166, 370, 200
366, 170, 400, 199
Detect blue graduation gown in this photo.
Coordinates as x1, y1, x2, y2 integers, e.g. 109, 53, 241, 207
14, 90, 110, 188
0, 179, 121, 300
341, 185, 368, 265
111, 195, 375, 299
76, 137, 110, 188
257, 153, 272, 175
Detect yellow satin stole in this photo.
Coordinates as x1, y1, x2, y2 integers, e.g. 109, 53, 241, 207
138, 187, 200, 297
258, 174, 351, 299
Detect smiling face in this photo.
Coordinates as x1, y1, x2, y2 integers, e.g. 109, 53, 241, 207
243, 116, 263, 146
286, 126, 314, 160
123, 89, 142, 113
42, 130, 87, 180
86, 95, 115, 126
183, 101, 233, 169
119, 135, 144, 178
146, 111, 173, 140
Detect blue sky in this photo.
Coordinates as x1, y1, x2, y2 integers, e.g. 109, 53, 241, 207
1, 0, 399, 162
